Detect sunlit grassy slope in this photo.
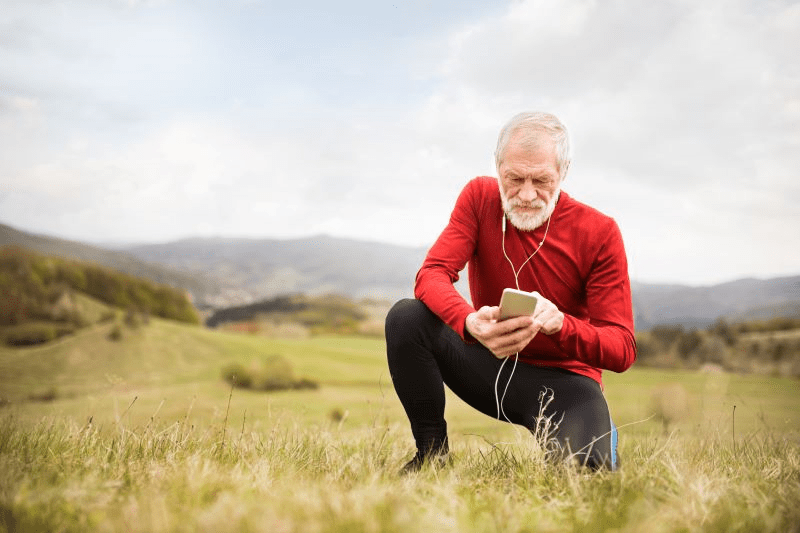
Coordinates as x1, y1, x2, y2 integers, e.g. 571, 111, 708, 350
0, 319, 405, 431
2, 317, 798, 437
2, 318, 799, 532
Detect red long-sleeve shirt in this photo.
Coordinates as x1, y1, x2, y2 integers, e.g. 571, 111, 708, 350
414, 176, 636, 386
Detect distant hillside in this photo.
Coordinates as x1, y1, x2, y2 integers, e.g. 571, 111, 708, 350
124, 234, 799, 329
0, 246, 200, 346
3, 222, 798, 329
632, 276, 800, 330
0, 223, 224, 306
0, 246, 199, 324
123, 235, 428, 303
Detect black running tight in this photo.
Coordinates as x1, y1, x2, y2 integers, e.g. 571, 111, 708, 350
385, 299, 618, 470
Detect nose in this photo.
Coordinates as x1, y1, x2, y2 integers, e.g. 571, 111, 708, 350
518, 180, 538, 203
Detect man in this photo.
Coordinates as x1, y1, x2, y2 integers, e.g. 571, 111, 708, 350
385, 111, 636, 473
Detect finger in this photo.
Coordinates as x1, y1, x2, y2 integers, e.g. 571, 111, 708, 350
491, 328, 531, 351
492, 336, 526, 358
495, 333, 535, 358
538, 313, 563, 335
494, 315, 533, 334
532, 300, 551, 319
532, 313, 548, 330
475, 306, 494, 320
491, 324, 536, 353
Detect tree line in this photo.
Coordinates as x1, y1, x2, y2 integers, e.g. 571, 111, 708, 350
635, 317, 800, 377
205, 293, 367, 335
0, 246, 199, 333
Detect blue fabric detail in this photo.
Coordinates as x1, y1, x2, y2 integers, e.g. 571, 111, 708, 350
610, 417, 618, 470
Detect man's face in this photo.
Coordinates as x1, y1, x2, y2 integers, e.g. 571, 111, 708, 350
497, 133, 562, 231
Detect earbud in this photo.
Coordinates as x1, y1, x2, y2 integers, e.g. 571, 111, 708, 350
502, 214, 506, 233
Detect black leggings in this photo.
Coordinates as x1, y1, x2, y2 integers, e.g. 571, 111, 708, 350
386, 299, 617, 470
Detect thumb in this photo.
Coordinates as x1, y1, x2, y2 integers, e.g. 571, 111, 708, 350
481, 306, 500, 321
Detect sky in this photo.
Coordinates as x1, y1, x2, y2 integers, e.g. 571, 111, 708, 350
1, 0, 799, 286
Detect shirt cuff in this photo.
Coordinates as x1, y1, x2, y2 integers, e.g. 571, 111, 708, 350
547, 313, 572, 345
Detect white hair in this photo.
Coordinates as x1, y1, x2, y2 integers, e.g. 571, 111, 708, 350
494, 112, 571, 180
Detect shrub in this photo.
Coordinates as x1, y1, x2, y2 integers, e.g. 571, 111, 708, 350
220, 355, 319, 392
709, 318, 737, 346
220, 362, 254, 389
328, 407, 346, 422
676, 329, 703, 360
293, 378, 319, 390
649, 383, 690, 432
691, 336, 731, 367
108, 323, 123, 342
650, 325, 685, 351
252, 355, 296, 391
634, 332, 660, 362
3, 324, 56, 346
2, 322, 74, 347
99, 310, 117, 323
28, 387, 58, 403
125, 307, 142, 328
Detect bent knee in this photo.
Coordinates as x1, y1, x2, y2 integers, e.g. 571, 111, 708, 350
385, 298, 438, 339
386, 299, 427, 333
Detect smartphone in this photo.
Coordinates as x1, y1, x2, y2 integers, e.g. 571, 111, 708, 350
498, 288, 538, 320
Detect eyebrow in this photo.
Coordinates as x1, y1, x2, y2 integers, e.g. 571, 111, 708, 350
505, 172, 554, 182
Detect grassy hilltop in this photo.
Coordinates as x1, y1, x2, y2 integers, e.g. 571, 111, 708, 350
0, 246, 199, 349
1, 317, 800, 532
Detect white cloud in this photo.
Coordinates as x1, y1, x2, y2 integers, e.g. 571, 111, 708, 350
409, 0, 800, 283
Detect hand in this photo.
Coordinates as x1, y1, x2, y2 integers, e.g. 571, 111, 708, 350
529, 291, 564, 335
465, 306, 537, 359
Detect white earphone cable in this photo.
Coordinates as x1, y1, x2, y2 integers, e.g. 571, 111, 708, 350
495, 213, 551, 422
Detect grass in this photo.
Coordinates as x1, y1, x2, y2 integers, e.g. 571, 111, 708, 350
2, 414, 798, 532
1, 318, 800, 532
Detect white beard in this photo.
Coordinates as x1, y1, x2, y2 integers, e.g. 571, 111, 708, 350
499, 187, 560, 231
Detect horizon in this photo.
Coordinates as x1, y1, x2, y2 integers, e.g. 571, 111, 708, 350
3, 218, 798, 289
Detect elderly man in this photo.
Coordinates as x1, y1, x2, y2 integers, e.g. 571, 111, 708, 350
386, 111, 636, 473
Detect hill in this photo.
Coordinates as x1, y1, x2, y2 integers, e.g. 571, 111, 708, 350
3, 221, 799, 328
0, 316, 393, 421
122, 234, 428, 303
631, 276, 800, 329
128, 234, 799, 329
1, 318, 799, 532
0, 246, 199, 346
0, 223, 224, 306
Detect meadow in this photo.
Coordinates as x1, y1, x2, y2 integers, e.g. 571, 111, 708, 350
1, 318, 799, 532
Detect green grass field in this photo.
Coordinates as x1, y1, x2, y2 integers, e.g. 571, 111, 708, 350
2, 318, 799, 532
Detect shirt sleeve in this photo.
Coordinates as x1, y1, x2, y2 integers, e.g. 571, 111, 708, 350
414, 180, 480, 339
549, 220, 637, 372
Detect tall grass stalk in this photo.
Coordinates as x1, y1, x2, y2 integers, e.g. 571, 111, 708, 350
1, 411, 799, 533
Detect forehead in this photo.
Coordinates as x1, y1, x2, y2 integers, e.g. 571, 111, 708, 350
500, 133, 558, 175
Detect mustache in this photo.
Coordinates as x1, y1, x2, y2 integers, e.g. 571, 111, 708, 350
509, 199, 546, 209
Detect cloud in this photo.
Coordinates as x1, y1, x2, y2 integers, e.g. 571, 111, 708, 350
0, 108, 475, 246
1, 0, 798, 284
409, 0, 800, 283
435, 0, 799, 183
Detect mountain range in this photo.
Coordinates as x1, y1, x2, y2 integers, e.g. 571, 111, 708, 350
2, 221, 798, 329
